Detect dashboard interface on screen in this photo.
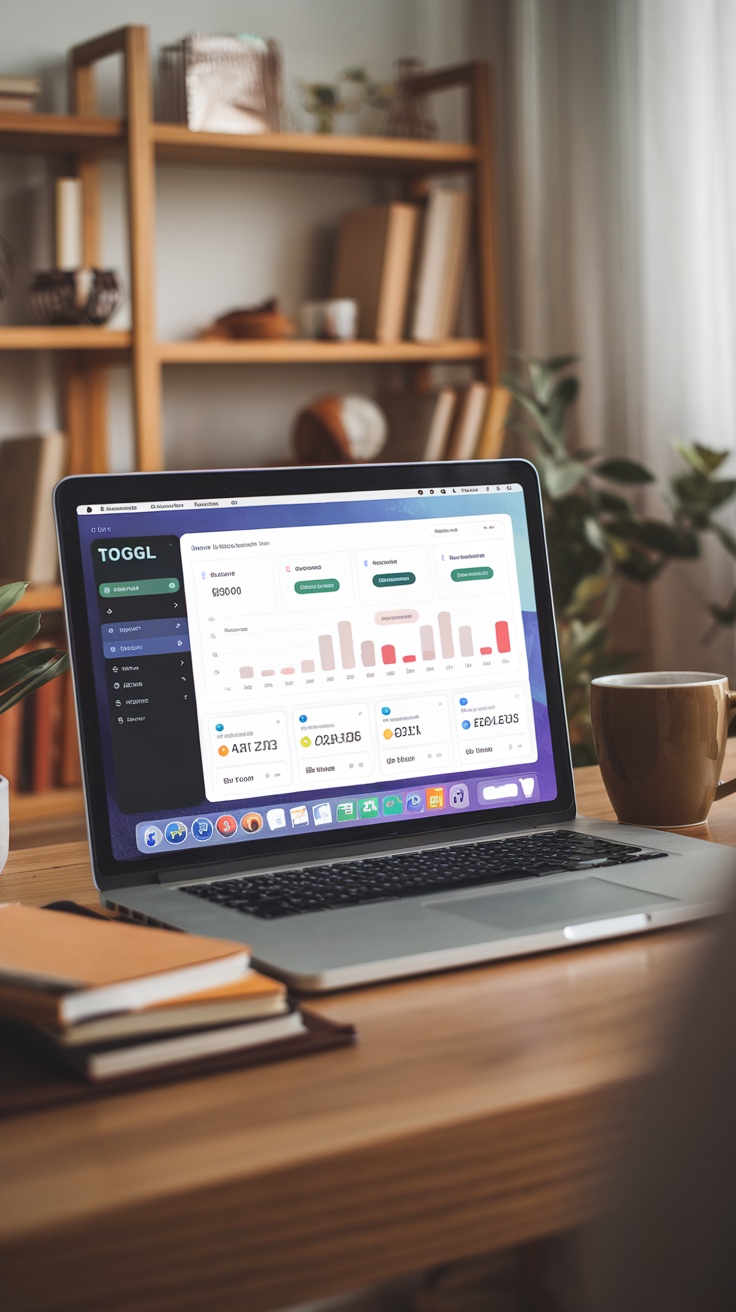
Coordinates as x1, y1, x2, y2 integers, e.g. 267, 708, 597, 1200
74, 482, 559, 862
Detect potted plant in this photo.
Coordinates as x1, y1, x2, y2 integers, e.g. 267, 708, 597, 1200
503, 354, 736, 763
0, 581, 68, 872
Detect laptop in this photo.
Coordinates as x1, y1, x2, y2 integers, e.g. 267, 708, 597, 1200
54, 459, 734, 991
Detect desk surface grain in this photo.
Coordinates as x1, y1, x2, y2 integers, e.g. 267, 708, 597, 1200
2, 749, 736, 1312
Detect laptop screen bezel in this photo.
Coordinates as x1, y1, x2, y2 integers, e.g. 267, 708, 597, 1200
54, 459, 576, 892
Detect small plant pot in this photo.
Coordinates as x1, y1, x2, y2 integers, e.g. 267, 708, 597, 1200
0, 775, 8, 875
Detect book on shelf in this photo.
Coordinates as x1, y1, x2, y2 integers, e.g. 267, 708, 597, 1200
0, 75, 40, 113
445, 382, 490, 461
0, 904, 251, 1025
332, 203, 420, 342
475, 386, 512, 462
411, 186, 471, 342
377, 388, 457, 463
0, 432, 68, 585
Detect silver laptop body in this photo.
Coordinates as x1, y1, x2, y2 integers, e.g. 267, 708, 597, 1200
54, 460, 734, 992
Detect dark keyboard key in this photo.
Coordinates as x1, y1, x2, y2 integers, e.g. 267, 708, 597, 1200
182, 829, 667, 919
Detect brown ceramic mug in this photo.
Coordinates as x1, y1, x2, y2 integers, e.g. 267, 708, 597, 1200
590, 672, 736, 827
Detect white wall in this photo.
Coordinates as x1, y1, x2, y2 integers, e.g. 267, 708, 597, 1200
0, 0, 483, 469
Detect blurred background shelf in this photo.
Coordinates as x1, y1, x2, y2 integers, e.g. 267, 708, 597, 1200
158, 338, 487, 364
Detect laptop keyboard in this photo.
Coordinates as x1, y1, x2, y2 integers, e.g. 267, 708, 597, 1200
181, 830, 666, 920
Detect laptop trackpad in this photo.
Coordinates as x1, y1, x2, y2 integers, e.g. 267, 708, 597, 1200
428, 876, 676, 933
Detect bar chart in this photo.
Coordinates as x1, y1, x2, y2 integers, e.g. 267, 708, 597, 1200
232, 612, 515, 684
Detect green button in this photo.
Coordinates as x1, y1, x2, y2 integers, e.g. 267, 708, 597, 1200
372, 572, 416, 588
98, 577, 180, 597
358, 797, 380, 819
450, 567, 494, 582
294, 578, 340, 594
381, 795, 403, 816
336, 801, 357, 823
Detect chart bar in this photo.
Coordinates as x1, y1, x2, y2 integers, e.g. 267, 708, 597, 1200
480, 646, 493, 656
495, 621, 511, 653
402, 654, 416, 663
338, 620, 355, 669
420, 625, 435, 660
459, 625, 473, 657
381, 644, 396, 665
301, 659, 315, 673
318, 634, 335, 671
438, 611, 454, 658
281, 667, 295, 675
361, 640, 375, 667
261, 668, 275, 677
239, 665, 254, 678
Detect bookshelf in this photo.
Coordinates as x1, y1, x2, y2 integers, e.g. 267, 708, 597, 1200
0, 24, 504, 819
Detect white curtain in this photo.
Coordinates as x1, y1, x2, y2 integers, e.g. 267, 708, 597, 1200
499, 0, 736, 673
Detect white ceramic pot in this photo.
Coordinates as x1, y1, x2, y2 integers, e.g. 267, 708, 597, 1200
0, 775, 8, 874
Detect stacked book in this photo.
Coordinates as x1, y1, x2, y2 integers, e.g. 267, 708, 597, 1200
0, 904, 342, 1088
0, 76, 41, 114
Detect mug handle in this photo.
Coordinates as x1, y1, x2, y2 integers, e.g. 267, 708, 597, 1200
715, 690, 736, 800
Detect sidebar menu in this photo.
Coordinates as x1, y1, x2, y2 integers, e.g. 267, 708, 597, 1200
92, 535, 205, 813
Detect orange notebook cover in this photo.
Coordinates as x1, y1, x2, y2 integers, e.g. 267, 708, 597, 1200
0, 968, 286, 1039
0, 904, 250, 1025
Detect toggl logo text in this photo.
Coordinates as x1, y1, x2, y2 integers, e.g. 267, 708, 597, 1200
96, 545, 157, 562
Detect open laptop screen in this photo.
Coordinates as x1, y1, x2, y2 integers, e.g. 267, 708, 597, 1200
55, 461, 574, 889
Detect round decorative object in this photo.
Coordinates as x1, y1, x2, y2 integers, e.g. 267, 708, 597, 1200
27, 268, 123, 326
293, 394, 388, 464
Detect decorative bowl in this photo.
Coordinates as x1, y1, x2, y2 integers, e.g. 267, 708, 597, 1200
27, 268, 122, 326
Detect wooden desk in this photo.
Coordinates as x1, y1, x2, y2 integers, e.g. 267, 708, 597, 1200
2, 749, 736, 1312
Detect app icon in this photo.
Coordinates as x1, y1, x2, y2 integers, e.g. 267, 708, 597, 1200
241, 811, 263, 833
312, 802, 332, 825
382, 794, 403, 817
405, 791, 424, 814
191, 817, 214, 841
448, 783, 469, 809
142, 825, 163, 849
336, 801, 357, 822
426, 786, 445, 810
266, 807, 286, 830
290, 805, 309, 827
215, 814, 238, 837
164, 820, 187, 844
358, 796, 380, 819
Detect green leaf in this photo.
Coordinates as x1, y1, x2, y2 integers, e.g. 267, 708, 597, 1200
0, 581, 29, 616
0, 648, 62, 695
674, 442, 730, 476
0, 651, 68, 716
594, 457, 655, 485
503, 380, 564, 455
544, 459, 587, 499
710, 522, 736, 557
615, 519, 700, 557
548, 376, 580, 432
583, 517, 608, 553
708, 602, 736, 626
0, 610, 40, 660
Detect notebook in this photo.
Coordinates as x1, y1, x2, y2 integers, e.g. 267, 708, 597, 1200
53, 460, 735, 992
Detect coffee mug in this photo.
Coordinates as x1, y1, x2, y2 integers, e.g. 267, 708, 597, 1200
590, 672, 736, 827
298, 298, 358, 341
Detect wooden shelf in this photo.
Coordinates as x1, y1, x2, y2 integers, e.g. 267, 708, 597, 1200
0, 326, 131, 351
0, 111, 123, 154
159, 338, 486, 365
152, 124, 479, 173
